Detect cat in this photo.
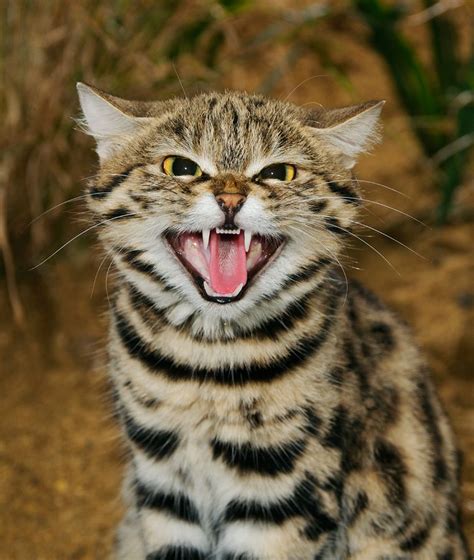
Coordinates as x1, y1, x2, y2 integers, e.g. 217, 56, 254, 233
77, 83, 469, 560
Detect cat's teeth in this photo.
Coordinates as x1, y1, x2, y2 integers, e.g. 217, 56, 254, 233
202, 229, 210, 250
203, 281, 214, 297
244, 230, 252, 252
203, 281, 244, 298
215, 228, 241, 235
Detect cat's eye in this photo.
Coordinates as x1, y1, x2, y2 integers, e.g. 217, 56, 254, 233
258, 163, 296, 182
162, 156, 202, 178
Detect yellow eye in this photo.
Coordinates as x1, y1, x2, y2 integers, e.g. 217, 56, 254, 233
162, 156, 202, 177
258, 163, 296, 182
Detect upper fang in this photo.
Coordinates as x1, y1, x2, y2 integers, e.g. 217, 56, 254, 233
202, 229, 210, 250
244, 230, 252, 252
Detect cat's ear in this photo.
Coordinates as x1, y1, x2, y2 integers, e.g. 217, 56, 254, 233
306, 100, 385, 169
76, 82, 149, 161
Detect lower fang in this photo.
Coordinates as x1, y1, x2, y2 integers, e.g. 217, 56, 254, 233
231, 283, 244, 297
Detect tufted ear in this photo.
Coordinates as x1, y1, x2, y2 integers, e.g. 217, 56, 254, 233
306, 100, 385, 169
76, 82, 151, 161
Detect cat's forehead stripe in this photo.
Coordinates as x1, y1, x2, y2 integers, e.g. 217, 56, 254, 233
150, 93, 309, 173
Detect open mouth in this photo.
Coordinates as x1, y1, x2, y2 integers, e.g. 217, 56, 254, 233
166, 228, 284, 304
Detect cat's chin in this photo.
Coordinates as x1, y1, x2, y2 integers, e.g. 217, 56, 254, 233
164, 229, 285, 304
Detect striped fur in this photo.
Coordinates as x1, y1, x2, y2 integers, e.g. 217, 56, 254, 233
76, 86, 468, 559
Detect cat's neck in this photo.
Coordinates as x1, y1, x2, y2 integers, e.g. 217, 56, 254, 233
112, 265, 343, 342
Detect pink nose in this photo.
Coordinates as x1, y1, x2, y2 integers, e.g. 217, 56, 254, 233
215, 193, 246, 212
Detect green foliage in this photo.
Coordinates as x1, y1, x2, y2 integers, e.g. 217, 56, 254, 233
354, 0, 474, 223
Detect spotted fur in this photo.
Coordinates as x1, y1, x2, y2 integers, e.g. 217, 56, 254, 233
77, 84, 468, 559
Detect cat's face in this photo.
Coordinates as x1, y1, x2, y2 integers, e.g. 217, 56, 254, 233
78, 85, 382, 321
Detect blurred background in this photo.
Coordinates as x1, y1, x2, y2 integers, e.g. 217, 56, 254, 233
1, 0, 473, 557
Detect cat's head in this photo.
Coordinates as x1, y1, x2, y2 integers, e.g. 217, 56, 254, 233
77, 84, 383, 321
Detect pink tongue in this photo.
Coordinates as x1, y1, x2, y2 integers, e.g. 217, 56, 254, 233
209, 230, 247, 295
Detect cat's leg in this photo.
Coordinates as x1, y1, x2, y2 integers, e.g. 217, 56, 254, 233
124, 450, 212, 560
114, 467, 146, 560
115, 506, 145, 560
347, 538, 468, 560
342, 469, 469, 560
210, 453, 339, 560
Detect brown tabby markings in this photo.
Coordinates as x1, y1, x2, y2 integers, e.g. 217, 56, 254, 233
76, 84, 469, 559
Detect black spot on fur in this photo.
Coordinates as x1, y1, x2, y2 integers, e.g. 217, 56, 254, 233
89, 163, 143, 198
233, 289, 314, 340
399, 525, 431, 552
123, 377, 160, 409
370, 322, 395, 351
352, 281, 384, 310
135, 481, 200, 524
168, 117, 186, 137
221, 553, 256, 560
309, 200, 328, 213
282, 258, 332, 289
231, 107, 239, 129
347, 491, 368, 525
223, 474, 337, 539
317, 474, 344, 504
324, 406, 347, 450
211, 437, 306, 476
240, 400, 264, 429
370, 387, 400, 427
416, 379, 448, 486
103, 207, 133, 221
120, 248, 175, 291
208, 97, 218, 111
324, 216, 349, 236
373, 439, 407, 506
326, 179, 361, 205
146, 547, 206, 560
250, 98, 265, 109
324, 406, 365, 473
327, 366, 345, 386
113, 284, 341, 385
343, 337, 369, 394
126, 283, 167, 324
303, 406, 322, 437
123, 413, 179, 460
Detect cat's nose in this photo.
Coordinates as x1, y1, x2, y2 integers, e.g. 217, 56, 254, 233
215, 193, 246, 213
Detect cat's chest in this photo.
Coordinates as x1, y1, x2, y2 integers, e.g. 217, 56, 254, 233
156, 388, 264, 531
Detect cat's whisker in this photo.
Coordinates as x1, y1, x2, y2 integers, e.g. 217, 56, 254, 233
285, 212, 400, 275
295, 172, 409, 198
285, 210, 422, 263
282, 74, 329, 103
324, 222, 400, 276
280, 192, 426, 226
81, 171, 133, 182
30, 212, 139, 270
91, 248, 115, 299
105, 254, 117, 308
340, 176, 410, 198
172, 62, 188, 99
286, 224, 349, 304
29, 194, 92, 225
352, 220, 426, 261
277, 182, 416, 222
